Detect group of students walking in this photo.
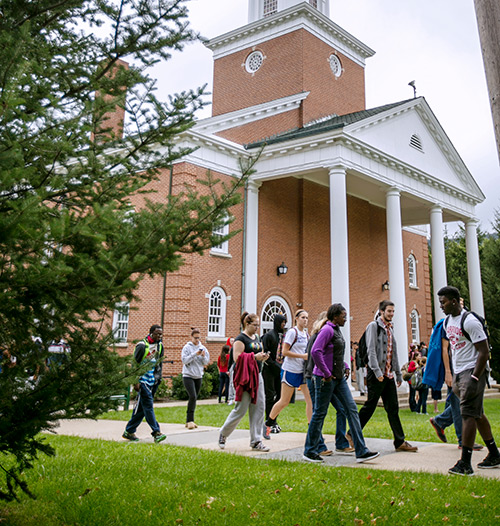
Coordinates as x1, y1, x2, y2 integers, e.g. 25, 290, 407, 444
123, 286, 500, 476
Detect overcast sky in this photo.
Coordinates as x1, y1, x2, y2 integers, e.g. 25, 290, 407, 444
149, 0, 499, 232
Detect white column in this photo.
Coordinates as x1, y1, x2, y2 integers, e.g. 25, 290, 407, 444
243, 180, 261, 314
430, 206, 447, 322
465, 219, 485, 316
329, 166, 351, 365
386, 187, 408, 369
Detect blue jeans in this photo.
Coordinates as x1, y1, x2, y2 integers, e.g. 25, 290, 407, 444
306, 378, 350, 450
434, 386, 462, 445
125, 382, 160, 435
304, 375, 369, 458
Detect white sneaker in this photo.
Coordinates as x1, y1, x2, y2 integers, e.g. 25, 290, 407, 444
251, 441, 270, 452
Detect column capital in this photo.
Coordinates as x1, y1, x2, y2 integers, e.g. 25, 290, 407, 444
464, 217, 479, 228
430, 205, 443, 214
247, 179, 262, 193
386, 186, 401, 198
327, 164, 346, 176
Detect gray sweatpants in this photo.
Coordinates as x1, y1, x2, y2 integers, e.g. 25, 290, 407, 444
220, 372, 265, 446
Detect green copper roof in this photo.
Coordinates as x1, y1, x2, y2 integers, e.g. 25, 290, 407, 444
245, 98, 416, 149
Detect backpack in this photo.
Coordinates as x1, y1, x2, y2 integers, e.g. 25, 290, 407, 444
357, 323, 384, 367
444, 311, 491, 352
410, 367, 423, 389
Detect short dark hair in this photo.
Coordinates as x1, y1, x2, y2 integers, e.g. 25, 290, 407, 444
326, 303, 346, 321
379, 300, 394, 312
149, 324, 162, 334
437, 286, 460, 302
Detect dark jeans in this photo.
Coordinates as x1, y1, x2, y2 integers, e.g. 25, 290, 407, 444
126, 382, 160, 435
434, 386, 462, 445
218, 372, 229, 402
358, 368, 405, 449
304, 375, 369, 458
416, 386, 429, 414
408, 385, 417, 412
262, 362, 282, 420
183, 376, 202, 422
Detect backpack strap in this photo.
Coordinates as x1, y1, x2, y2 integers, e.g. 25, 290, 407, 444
289, 328, 298, 350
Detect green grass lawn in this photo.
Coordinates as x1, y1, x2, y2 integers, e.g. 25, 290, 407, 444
1, 435, 499, 526
99, 398, 500, 445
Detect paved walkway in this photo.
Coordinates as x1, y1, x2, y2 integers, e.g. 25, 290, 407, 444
52, 416, 500, 480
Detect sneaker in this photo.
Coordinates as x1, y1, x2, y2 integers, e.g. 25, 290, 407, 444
122, 430, 139, 442
429, 417, 447, 443
346, 432, 354, 449
270, 424, 281, 434
218, 433, 227, 449
336, 446, 355, 454
263, 424, 271, 440
319, 449, 333, 456
227, 400, 235, 405
152, 431, 166, 443
303, 453, 324, 463
251, 441, 270, 452
356, 451, 380, 463
395, 441, 418, 452
449, 459, 474, 476
477, 454, 500, 469
458, 443, 484, 451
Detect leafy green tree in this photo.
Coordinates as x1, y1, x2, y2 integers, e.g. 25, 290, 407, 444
0, 0, 251, 500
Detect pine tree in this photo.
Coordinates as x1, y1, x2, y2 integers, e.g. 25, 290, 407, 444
0, 0, 252, 500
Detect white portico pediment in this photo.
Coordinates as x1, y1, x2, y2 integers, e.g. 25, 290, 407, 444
344, 97, 484, 202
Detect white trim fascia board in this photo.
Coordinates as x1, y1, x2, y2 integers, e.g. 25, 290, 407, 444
403, 225, 429, 237
343, 97, 486, 201
247, 132, 481, 213
193, 92, 309, 134
206, 3, 375, 67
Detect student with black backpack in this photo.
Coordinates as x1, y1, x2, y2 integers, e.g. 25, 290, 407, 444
438, 286, 500, 476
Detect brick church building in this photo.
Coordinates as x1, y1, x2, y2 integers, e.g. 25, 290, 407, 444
112, 0, 485, 376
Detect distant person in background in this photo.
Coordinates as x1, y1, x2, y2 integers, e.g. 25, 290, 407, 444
261, 313, 287, 437
354, 341, 366, 396
182, 328, 210, 429
226, 337, 236, 405
217, 344, 230, 404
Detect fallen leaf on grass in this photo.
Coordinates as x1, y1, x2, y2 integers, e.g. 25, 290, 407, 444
250, 511, 258, 519
445, 503, 450, 508
471, 493, 485, 499
355, 506, 359, 513
220, 507, 226, 513
354, 519, 364, 525
273, 489, 280, 494
366, 475, 372, 480
175, 520, 183, 524
413, 514, 419, 520
381, 482, 389, 486
442, 517, 449, 522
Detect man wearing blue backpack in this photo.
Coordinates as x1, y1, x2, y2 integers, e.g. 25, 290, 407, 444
438, 286, 500, 476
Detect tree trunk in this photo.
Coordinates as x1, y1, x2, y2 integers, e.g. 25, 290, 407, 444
474, 0, 500, 165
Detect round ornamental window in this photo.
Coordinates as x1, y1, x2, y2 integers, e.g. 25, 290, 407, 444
245, 51, 264, 74
329, 54, 342, 78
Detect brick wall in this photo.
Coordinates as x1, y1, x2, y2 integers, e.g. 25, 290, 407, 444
212, 29, 366, 142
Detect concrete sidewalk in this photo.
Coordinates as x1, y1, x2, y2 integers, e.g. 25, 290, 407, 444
51, 418, 500, 480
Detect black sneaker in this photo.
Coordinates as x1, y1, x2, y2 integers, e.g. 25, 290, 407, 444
302, 452, 324, 463
218, 433, 227, 449
356, 451, 380, 463
270, 424, 281, 434
448, 459, 475, 476
429, 417, 447, 443
122, 430, 139, 442
152, 431, 166, 443
251, 441, 270, 452
477, 454, 500, 469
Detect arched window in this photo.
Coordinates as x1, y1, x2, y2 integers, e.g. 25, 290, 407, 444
260, 296, 292, 335
208, 287, 226, 337
112, 302, 129, 343
410, 309, 420, 344
408, 254, 417, 288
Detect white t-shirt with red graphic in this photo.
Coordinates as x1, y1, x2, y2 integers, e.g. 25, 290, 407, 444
445, 311, 487, 375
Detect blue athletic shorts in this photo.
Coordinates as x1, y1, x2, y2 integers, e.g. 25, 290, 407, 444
281, 369, 304, 388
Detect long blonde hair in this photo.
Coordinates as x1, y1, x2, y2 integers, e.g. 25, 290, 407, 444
311, 311, 328, 336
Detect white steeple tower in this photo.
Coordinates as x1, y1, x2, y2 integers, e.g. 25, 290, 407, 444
248, 0, 329, 23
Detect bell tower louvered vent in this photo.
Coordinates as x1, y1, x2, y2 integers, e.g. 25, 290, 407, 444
410, 133, 423, 152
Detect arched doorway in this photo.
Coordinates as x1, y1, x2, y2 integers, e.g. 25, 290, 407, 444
260, 296, 292, 336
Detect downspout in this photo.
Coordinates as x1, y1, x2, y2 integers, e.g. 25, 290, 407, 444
240, 180, 249, 314
160, 165, 174, 328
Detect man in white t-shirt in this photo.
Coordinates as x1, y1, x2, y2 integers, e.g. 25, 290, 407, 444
438, 286, 500, 476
